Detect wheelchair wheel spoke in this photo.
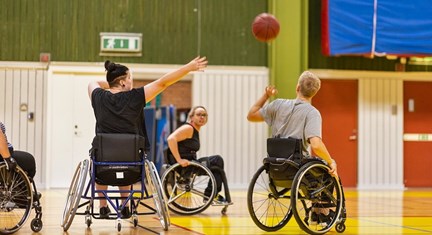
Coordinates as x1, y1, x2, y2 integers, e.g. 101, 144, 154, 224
291, 161, 345, 235
247, 165, 292, 232
168, 188, 187, 203
0, 165, 33, 234
161, 162, 216, 215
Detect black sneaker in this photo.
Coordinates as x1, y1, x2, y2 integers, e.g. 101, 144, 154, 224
318, 210, 335, 227
216, 194, 225, 203
121, 206, 131, 219
99, 206, 111, 219
310, 212, 318, 225
213, 195, 232, 206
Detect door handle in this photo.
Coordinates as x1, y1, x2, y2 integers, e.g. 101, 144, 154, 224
349, 135, 357, 141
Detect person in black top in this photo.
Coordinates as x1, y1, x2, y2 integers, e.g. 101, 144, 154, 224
88, 56, 208, 218
167, 106, 232, 205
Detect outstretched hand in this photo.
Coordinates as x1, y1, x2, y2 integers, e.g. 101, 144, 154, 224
265, 85, 278, 98
187, 56, 208, 72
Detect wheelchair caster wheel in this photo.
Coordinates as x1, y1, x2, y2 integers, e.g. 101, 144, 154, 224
336, 222, 346, 233
30, 218, 43, 232
117, 222, 122, 232
85, 216, 92, 228
133, 215, 138, 227
221, 206, 227, 215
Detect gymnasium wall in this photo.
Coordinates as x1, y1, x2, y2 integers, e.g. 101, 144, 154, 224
0, 0, 268, 66
0, 63, 47, 187
192, 67, 269, 189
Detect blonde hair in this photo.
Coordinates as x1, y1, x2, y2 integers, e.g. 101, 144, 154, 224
187, 106, 207, 122
298, 71, 321, 98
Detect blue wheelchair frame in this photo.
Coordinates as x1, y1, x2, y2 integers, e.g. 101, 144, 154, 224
61, 133, 169, 232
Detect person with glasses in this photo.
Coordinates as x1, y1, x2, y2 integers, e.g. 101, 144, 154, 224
167, 106, 232, 205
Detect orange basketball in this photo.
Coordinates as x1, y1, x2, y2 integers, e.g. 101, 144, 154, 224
252, 13, 280, 42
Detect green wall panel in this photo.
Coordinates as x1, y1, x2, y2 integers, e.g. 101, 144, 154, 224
1, 0, 268, 66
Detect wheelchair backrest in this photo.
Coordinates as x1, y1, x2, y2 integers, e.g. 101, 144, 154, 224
266, 137, 303, 188
91, 133, 146, 186
267, 137, 302, 159
91, 133, 145, 162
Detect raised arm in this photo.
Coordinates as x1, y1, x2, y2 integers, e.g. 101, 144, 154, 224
247, 86, 278, 122
144, 56, 207, 102
88, 81, 110, 98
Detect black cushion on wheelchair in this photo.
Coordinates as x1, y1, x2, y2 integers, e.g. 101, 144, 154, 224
91, 133, 146, 186
266, 137, 303, 187
267, 137, 302, 159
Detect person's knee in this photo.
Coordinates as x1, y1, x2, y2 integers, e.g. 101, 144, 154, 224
209, 155, 224, 169
12, 150, 36, 178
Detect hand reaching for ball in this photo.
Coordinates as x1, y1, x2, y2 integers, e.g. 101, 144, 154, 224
265, 86, 278, 97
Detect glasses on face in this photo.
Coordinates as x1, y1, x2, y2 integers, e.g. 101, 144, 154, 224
195, 113, 208, 118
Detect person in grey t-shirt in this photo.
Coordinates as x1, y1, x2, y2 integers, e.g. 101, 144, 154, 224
247, 71, 337, 177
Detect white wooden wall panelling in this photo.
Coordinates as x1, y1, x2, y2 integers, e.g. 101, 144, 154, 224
0, 65, 47, 187
358, 78, 404, 189
193, 69, 268, 189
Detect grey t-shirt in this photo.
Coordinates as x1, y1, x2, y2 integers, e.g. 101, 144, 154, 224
260, 98, 322, 154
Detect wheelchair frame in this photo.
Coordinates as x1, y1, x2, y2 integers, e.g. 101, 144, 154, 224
247, 152, 347, 234
61, 156, 170, 232
161, 160, 232, 215
0, 163, 43, 234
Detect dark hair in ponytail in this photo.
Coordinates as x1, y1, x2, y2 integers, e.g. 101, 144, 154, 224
104, 60, 129, 87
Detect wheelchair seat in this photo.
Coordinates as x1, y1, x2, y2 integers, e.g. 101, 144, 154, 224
91, 133, 145, 186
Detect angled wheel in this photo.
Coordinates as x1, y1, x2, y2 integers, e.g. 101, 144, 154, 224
61, 159, 89, 231
30, 218, 43, 232
145, 159, 170, 231
0, 164, 33, 234
161, 162, 216, 215
247, 165, 292, 232
291, 161, 343, 235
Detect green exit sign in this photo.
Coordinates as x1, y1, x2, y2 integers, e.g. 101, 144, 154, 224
100, 33, 142, 56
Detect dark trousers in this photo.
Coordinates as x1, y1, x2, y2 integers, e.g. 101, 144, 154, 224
200, 155, 231, 202
1, 148, 36, 178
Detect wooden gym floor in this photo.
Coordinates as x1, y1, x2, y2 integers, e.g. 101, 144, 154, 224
10, 188, 432, 235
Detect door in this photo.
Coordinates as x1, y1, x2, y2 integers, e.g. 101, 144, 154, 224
403, 81, 432, 187
313, 79, 358, 187
49, 74, 99, 188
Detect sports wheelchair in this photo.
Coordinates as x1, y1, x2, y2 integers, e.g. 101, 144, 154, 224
161, 155, 232, 215
247, 137, 347, 235
61, 133, 170, 232
0, 153, 43, 234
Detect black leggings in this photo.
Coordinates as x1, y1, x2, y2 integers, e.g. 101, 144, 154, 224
1, 149, 36, 178
167, 153, 231, 202
200, 155, 231, 202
